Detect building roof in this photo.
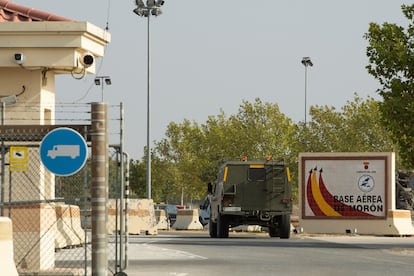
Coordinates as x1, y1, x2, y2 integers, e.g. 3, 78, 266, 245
0, 0, 73, 22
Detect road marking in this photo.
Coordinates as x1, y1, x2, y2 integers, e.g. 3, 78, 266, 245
141, 242, 208, 260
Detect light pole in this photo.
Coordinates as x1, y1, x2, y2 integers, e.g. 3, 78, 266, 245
301, 57, 313, 125
133, 0, 165, 199
94, 76, 112, 102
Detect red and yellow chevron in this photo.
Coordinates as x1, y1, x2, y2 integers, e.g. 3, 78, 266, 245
306, 167, 374, 217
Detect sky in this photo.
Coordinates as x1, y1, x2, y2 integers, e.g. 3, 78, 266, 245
12, 0, 411, 160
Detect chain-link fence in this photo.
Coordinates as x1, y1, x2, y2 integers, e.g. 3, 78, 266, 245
0, 103, 126, 275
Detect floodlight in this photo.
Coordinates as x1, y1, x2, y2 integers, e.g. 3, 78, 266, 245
151, 8, 162, 16
133, 8, 143, 16
301, 57, 313, 67
147, 0, 155, 8
156, 0, 165, 6
136, 0, 145, 8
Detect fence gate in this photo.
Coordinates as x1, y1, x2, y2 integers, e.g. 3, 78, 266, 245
0, 102, 127, 275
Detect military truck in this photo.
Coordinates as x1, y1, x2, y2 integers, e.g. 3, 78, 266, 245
208, 158, 293, 238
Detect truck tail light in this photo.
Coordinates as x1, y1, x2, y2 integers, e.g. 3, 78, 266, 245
281, 198, 293, 204
223, 196, 233, 207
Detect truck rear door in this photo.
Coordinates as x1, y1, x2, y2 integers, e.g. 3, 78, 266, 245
226, 164, 268, 210
268, 164, 290, 210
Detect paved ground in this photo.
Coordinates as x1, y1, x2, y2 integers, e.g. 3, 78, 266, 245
123, 229, 414, 260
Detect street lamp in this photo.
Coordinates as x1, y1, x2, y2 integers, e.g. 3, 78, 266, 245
301, 57, 313, 125
133, 0, 165, 199
94, 76, 112, 102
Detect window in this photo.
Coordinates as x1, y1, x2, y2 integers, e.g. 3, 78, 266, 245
248, 168, 266, 181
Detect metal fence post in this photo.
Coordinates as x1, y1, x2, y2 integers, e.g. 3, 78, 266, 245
122, 151, 129, 271
83, 125, 89, 276
119, 102, 126, 272
90, 102, 108, 276
1, 102, 5, 216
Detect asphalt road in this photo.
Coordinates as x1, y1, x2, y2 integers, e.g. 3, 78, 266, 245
121, 230, 414, 276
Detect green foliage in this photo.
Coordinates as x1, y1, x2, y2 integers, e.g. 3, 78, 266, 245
365, 4, 414, 168
147, 98, 298, 203
301, 95, 394, 153
128, 96, 393, 205
129, 159, 146, 198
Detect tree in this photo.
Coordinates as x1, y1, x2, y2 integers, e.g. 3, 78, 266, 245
152, 99, 298, 202
129, 159, 146, 197
300, 94, 393, 153
153, 120, 206, 204
365, 4, 414, 168
141, 96, 394, 204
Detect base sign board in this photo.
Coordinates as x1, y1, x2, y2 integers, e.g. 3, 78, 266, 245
301, 153, 388, 219
40, 127, 88, 176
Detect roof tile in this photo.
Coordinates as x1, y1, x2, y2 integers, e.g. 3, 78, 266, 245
0, 0, 73, 22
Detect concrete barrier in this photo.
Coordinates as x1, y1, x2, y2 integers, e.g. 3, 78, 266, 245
385, 210, 414, 235
0, 217, 18, 276
129, 199, 158, 235
155, 209, 170, 230
55, 204, 85, 249
107, 200, 121, 235
108, 199, 158, 235
11, 203, 56, 271
173, 209, 203, 230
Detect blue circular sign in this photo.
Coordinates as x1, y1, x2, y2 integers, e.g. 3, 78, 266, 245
40, 127, 88, 176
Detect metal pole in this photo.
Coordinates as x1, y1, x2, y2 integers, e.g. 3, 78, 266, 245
114, 150, 119, 273
146, 14, 152, 199
304, 65, 307, 125
90, 102, 108, 276
82, 126, 88, 276
122, 151, 129, 271
101, 83, 104, 102
1, 102, 5, 216
8, 170, 11, 218
119, 103, 125, 271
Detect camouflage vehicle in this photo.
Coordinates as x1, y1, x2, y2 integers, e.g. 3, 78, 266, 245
396, 170, 414, 212
208, 158, 293, 238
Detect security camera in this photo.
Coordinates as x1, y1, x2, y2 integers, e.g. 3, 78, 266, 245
79, 53, 94, 68
14, 53, 25, 65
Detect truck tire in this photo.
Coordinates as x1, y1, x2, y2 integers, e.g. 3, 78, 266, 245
268, 225, 278, 237
217, 214, 229, 238
279, 214, 291, 239
209, 218, 217, 238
